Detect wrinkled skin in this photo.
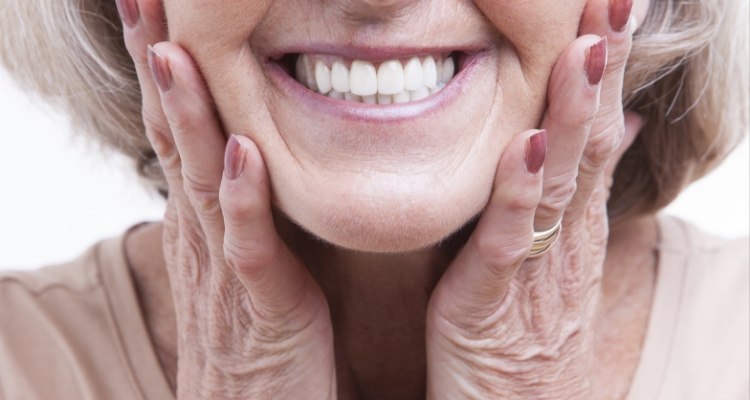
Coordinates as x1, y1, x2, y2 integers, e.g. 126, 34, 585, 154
118, 0, 651, 398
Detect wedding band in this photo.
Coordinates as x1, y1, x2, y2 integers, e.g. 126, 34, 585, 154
528, 220, 562, 259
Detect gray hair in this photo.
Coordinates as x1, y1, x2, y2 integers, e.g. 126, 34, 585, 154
1, 0, 748, 220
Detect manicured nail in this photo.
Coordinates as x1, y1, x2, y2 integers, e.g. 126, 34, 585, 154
147, 46, 172, 93
225, 135, 246, 181
115, 0, 139, 28
609, 0, 634, 32
525, 130, 547, 174
585, 37, 608, 86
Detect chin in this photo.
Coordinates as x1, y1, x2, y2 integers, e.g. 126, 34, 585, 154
277, 177, 491, 253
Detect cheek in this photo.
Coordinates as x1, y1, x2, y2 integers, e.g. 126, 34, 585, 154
163, 0, 275, 139
164, 0, 270, 49
476, 0, 586, 79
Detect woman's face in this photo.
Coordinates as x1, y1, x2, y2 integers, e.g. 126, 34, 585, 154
163, 0, 586, 252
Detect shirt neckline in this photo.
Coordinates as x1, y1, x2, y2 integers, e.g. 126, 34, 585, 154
97, 227, 176, 400
626, 215, 688, 399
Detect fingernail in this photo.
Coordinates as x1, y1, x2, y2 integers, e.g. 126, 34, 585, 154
225, 135, 246, 181
115, 0, 139, 28
147, 46, 172, 93
525, 130, 547, 174
585, 37, 608, 86
609, 0, 634, 32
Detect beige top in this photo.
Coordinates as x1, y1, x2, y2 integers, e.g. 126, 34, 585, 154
0, 216, 747, 400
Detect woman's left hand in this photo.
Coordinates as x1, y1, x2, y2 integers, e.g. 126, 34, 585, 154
426, 1, 641, 398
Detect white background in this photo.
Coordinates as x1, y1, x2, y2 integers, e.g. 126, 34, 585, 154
1, 70, 748, 270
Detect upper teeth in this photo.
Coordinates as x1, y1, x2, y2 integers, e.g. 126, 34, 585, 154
295, 54, 456, 104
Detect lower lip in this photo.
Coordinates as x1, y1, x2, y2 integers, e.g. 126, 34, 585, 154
265, 51, 488, 123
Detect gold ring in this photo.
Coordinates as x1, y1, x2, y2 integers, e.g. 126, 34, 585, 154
528, 220, 562, 259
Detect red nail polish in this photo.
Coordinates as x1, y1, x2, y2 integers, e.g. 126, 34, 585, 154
525, 130, 547, 174
585, 37, 608, 86
225, 135, 246, 181
115, 0, 139, 28
609, 0, 634, 32
147, 46, 172, 92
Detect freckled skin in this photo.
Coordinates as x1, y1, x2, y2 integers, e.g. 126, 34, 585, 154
163, 0, 586, 252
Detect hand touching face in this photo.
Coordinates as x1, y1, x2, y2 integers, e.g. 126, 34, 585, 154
162, 0, 590, 252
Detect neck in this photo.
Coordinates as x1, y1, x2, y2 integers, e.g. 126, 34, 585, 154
273, 214, 474, 398
125, 214, 657, 398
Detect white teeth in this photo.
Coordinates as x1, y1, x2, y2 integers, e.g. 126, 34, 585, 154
430, 83, 445, 95
377, 94, 393, 105
441, 57, 455, 83
350, 60, 378, 96
328, 90, 345, 100
435, 58, 444, 85
331, 61, 350, 93
422, 56, 437, 89
296, 54, 457, 104
393, 91, 410, 103
315, 61, 332, 94
344, 92, 362, 102
296, 55, 318, 92
377, 60, 405, 95
409, 87, 430, 102
403, 57, 424, 91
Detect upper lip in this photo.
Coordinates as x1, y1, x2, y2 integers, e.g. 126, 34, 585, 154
265, 43, 492, 64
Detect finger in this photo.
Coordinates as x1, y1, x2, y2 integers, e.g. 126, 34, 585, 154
148, 42, 229, 246
603, 111, 643, 188
570, 0, 636, 215
117, 0, 172, 162
533, 35, 607, 231
431, 129, 545, 323
220, 135, 325, 327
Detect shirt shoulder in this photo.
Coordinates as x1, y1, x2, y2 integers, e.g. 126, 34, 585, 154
0, 235, 166, 400
0, 243, 102, 295
643, 215, 749, 400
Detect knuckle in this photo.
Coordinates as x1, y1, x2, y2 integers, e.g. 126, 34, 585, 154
183, 172, 220, 214
474, 232, 531, 269
508, 194, 539, 215
164, 103, 204, 135
221, 189, 261, 222
585, 126, 623, 168
606, 47, 631, 72
223, 238, 277, 278
142, 106, 170, 139
547, 105, 596, 130
540, 174, 578, 213
504, 190, 540, 214
123, 31, 147, 64
177, 226, 211, 287
158, 149, 182, 176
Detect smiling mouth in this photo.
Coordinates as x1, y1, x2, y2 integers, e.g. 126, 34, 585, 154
276, 52, 465, 105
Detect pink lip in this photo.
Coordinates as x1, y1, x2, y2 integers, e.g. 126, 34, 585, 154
264, 49, 489, 123
267, 44, 488, 63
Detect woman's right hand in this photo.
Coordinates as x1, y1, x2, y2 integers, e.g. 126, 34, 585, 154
116, 1, 337, 398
